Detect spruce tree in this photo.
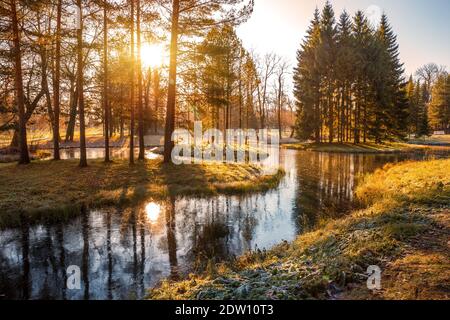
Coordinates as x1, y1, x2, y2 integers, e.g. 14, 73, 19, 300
293, 8, 321, 141
377, 14, 408, 141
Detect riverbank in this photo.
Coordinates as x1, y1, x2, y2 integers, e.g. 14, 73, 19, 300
282, 141, 437, 153
149, 158, 450, 300
0, 159, 284, 228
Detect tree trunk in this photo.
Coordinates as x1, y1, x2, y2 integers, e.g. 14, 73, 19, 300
129, 0, 135, 164
11, 0, 30, 164
103, 0, 110, 162
65, 82, 77, 142
77, 0, 87, 167
52, 0, 62, 160
277, 75, 283, 139
153, 69, 160, 134
163, 0, 180, 163
137, 0, 145, 160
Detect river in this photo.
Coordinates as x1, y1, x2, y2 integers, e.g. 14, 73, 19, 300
0, 148, 448, 299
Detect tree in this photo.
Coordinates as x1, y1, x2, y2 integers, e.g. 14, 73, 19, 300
136, 0, 145, 160
293, 8, 321, 142
163, 0, 180, 163
406, 75, 419, 135
415, 63, 444, 99
418, 82, 431, 136
275, 60, 289, 138
162, 0, 254, 163
129, 0, 135, 164
77, 0, 87, 167
378, 14, 409, 141
317, 1, 337, 143
52, 0, 62, 160
103, 0, 110, 162
294, 4, 409, 144
10, 0, 30, 164
429, 74, 449, 132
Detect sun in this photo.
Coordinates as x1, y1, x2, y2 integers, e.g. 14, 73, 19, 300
141, 43, 165, 68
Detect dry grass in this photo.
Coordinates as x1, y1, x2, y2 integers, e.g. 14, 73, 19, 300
283, 142, 432, 153
0, 159, 284, 227
149, 159, 450, 300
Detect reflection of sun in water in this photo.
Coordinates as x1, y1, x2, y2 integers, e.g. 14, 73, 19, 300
145, 202, 161, 223
141, 43, 165, 68
366, 5, 382, 28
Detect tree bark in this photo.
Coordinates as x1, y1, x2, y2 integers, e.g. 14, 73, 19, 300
129, 0, 135, 164
136, 0, 145, 160
77, 0, 87, 167
52, 0, 62, 160
10, 0, 30, 164
103, 0, 110, 162
163, 0, 180, 163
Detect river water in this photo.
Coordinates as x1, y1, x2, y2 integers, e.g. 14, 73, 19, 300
0, 148, 448, 299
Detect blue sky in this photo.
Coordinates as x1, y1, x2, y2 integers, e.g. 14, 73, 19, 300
237, 0, 449, 78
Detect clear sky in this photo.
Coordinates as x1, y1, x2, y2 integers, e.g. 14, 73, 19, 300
237, 0, 449, 78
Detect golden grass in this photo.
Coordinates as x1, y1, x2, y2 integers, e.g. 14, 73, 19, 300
283, 142, 432, 153
0, 159, 284, 227
149, 159, 450, 300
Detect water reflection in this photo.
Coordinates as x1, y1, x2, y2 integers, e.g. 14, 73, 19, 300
145, 203, 161, 224
0, 149, 448, 299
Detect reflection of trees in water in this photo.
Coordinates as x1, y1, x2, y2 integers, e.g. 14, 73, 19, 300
81, 206, 90, 300
292, 152, 411, 232
293, 152, 376, 232
21, 218, 30, 299
165, 197, 179, 280
176, 196, 259, 272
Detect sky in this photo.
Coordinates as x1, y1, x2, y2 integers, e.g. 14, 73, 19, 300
237, 0, 450, 82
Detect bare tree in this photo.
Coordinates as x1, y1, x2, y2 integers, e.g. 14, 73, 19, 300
257, 52, 281, 128
275, 60, 290, 138
416, 63, 442, 101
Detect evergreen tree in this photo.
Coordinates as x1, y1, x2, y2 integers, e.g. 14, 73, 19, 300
293, 8, 321, 141
293, 4, 410, 144
335, 10, 355, 142
377, 14, 408, 140
318, 1, 337, 143
429, 74, 450, 131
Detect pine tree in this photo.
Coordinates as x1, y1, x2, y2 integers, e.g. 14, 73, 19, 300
335, 10, 354, 142
293, 8, 321, 141
377, 14, 408, 141
429, 74, 450, 131
352, 10, 373, 143
406, 75, 418, 135
318, 1, 337, 143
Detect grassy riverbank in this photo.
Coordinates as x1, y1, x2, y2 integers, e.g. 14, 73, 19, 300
0, 159, 284, 228
282, 141, 434, 153
149, 159, 450, 300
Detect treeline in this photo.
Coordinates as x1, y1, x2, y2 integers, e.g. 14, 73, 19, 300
407, 63, 449, 136
294, 2, 408, 144
185, 25, 292, 136
1, 0, 296, 166
2, 0, 270, 165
